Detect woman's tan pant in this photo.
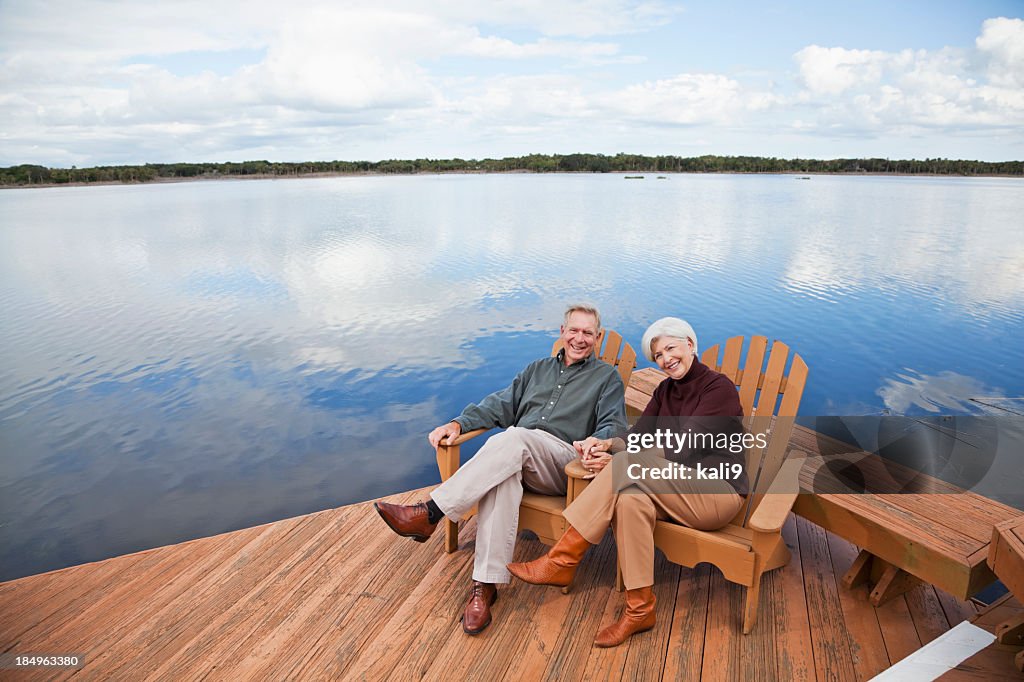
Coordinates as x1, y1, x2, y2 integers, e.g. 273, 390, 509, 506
562, 449, 743, 590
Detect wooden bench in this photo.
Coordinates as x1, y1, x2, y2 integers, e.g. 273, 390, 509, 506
788, 424, 1021, 607
625, 371, 1022, 608
988, 516, 1024, 671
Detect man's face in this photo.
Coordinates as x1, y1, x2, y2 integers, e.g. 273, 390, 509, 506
560, 311, 600, 365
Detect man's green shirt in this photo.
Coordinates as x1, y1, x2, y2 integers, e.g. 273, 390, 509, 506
453, 349, 627, 444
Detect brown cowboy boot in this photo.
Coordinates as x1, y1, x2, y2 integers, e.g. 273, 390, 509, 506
593, 586, 656, 647
507, 526, 591, 589
461, 581, 497, 635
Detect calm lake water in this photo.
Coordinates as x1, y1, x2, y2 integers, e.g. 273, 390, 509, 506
1, 173, 1023, 580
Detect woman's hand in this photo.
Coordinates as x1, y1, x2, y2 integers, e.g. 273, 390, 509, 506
579, 451, 612, 479
573, 437, 613, 478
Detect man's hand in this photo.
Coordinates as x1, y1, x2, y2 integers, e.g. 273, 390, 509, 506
573, 436, 611, 458
428, 421, 462, 449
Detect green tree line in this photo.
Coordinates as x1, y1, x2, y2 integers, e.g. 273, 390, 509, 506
2, 154, 1021, 186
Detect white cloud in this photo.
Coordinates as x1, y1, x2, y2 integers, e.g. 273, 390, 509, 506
0, 4, 1021, 165
792, 27, 1024, 135
795, 45, 889, 95
611, 73, 779, 125
976, 17, 1024, 88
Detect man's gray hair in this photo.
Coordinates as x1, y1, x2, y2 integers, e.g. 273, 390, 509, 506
641, 317, 698, 362
563, 303, 602, 331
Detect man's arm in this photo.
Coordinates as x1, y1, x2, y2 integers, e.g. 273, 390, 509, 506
451, 363, 531, 433
588, 370, 627, 440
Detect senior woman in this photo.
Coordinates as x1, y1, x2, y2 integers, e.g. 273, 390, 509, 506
507, 317, 747, 647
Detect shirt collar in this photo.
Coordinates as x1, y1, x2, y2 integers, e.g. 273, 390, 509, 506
556, 348, 596, 368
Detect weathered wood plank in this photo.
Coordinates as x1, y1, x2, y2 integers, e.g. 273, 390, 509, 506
935, 588, 980, 628
700, 565, 777, 681
906, 585, 957, 646
774, 515, 815, 681
824, 531, 891, 680
796, 515, 858, 682
661, 563, 711, 681
874, 593, 921, 665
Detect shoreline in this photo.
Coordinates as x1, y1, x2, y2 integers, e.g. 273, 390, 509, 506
2, 168, 1021, 190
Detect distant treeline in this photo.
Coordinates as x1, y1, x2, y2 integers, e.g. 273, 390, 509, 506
2, 154, 1022, 185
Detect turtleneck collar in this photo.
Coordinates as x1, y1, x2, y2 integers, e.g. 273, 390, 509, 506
673, 355, 708, 385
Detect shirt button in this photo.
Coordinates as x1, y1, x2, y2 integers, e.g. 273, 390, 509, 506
558, 385, 562, 388
541, 417, 546, 420
550, 401, 554, 405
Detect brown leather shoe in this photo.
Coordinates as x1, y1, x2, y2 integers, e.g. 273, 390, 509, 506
507, 526, 591, 589
373, 501, 438, 542
594, 586, 656, 647
461, 582, 497, 635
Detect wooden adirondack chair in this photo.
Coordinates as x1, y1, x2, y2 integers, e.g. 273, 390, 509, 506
567, 335, 809, 634
435, 330, 637, 553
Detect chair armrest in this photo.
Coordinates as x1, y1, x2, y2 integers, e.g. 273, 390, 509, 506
436, 428, 489, 483
747, 451, 806, 533
747, 493, 799, 533
440, 428, 488, 447
564, 459, 588, 480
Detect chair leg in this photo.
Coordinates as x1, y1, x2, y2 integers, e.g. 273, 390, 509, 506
436, 443, 461, 554
444, 519, 458, 553
743, 576, 762, 635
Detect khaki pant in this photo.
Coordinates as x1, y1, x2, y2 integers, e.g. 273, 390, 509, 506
563, 449, 743, 590
430, 426, 578, 584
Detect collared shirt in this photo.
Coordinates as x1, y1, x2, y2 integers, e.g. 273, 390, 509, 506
453, 349, 627, 444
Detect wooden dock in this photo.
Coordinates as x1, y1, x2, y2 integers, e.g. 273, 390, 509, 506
0, 485, 996, 681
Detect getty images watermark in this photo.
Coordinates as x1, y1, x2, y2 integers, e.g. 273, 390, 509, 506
621, 427, 767, 483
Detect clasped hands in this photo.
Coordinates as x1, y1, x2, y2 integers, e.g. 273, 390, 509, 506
573, 436, 614, 479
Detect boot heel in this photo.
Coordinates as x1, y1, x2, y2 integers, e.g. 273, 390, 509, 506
560, 573, 575, 594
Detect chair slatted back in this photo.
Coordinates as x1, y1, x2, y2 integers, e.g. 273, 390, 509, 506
701, 336, 808, 527
551, 329, 637, 388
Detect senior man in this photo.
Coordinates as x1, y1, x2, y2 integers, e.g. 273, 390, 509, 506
374, 304, 627, 635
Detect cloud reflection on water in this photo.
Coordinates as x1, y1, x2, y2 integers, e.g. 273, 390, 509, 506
0, 174, 1022, 579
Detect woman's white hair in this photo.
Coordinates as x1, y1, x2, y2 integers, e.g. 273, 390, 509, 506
640, 317, 698, 362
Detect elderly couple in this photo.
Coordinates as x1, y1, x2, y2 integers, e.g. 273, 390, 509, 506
374, 304, 746, 647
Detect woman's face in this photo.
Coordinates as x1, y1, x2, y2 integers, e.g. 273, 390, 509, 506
651, 336, 694, 380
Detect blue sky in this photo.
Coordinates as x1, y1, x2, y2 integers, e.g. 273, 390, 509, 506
0, 0, 1021, 166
